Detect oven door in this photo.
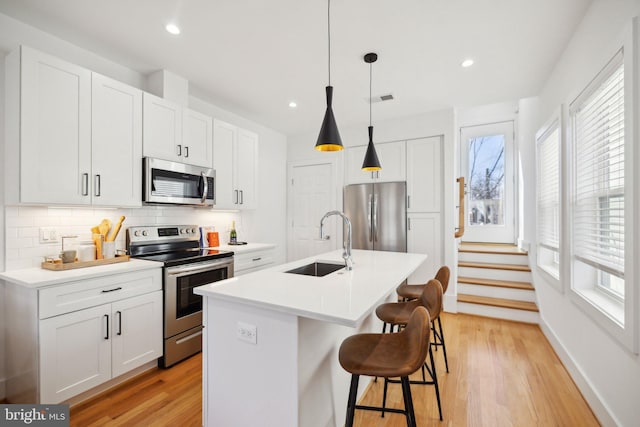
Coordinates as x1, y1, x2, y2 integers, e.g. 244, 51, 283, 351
164, 258, 233, 338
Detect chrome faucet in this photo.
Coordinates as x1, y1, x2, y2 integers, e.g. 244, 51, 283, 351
320, 210, 353, 270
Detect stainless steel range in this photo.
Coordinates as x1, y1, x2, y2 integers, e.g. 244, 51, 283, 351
127, 225, 234, 368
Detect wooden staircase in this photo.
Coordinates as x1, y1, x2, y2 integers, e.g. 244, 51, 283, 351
456, 243, 539, 323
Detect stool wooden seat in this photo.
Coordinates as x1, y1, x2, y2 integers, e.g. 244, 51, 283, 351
375, 279, 444, 421
339, 306, 431, 427
395, 266, 450, 373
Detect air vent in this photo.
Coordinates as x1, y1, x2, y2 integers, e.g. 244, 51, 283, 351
367, 94, 395, 103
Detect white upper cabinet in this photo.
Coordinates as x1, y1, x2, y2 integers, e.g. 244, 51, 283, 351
213, 119, 258, 209
92, 73, 143, 207
6, 46, 143, 206
406, 137, 442, 212
142, 93, 183, 161
17, 46, 92, 204
345, 141, 406, 184
183, 108, 213, 168
143, 92, 213, 168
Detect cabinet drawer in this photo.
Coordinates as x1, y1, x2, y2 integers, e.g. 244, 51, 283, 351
234, 251, 274, 274
39, 269, 162, 319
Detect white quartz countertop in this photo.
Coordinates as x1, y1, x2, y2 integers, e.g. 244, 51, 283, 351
0, 258, 163, 289
206, 242, 276, 254
194, 249, 427, 327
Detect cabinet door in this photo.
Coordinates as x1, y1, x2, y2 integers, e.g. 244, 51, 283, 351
39, 304, 111, 403
407, 213, 442, 284
407, 137, 442, 213
236, 129, 258, 209
213, 119, 236, 209
345, 145, 372, 184
142, 92, 182, 161
20, 46, 91, 204
376, 141, 406, 182
111, 291, 163, 377
183, 108, 213, 168
345, 141, 406, 184
92, 73, 143, 207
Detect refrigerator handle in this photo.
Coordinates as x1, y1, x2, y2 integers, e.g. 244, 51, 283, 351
368, 194, 373, 242
373, 193, 379, 242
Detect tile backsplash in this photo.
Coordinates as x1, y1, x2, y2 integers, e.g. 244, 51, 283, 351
5, 205, 241, 270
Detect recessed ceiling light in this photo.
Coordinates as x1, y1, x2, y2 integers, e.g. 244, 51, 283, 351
165, 23, 181, 35
461, 59, 474, 68
289, 101, 297, 108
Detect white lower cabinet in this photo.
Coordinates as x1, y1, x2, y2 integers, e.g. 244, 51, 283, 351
39, 289, 162, 403
233, 247, 275, 276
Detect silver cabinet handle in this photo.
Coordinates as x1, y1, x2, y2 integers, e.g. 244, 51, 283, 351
185, 146, 189, 158
407, 195, 411, 209
252, 257, 262, 262
240, 190, 244, 204
408, 217, 411, 231
235, 189, 239, 204
94, 174, 101, 197
177, 144, 182, 156
82, 173, 89, 196
101, 287, 122, 293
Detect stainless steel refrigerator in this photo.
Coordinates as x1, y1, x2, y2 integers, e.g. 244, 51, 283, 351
343, 182, 407, 252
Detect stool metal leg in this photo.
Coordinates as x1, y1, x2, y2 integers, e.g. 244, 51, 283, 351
437, 316, 449, 373
345, 374, 359, 427
428, 346, 443, 421
400, 376, 417, 427
381, 377, 389, 417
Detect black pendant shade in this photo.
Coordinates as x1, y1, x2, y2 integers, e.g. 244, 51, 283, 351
362, 126, 381, 171
315, 86, 344, 151
362, 52, 381, 171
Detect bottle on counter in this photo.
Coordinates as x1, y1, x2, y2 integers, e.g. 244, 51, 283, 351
230, 221, 237, 244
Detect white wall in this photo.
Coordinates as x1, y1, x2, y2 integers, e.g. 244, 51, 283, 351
0, 11, 287, 400
522, 1, 640, 426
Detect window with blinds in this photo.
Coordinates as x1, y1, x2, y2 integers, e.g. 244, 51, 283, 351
570, 50, 625, 298
536, 121, 560, 279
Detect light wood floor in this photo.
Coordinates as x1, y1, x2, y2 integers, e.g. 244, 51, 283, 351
70, 313, 600, 426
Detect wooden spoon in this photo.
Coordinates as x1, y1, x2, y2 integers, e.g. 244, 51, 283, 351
107, 216, 125, 242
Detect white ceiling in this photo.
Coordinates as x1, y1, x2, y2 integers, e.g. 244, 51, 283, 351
0, 0, 592, 136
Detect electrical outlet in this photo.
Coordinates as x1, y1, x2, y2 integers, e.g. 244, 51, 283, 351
236, 321, 257, 344
39, 227, 60, 244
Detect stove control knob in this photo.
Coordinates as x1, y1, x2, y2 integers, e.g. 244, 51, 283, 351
142, 230, 148, 237
134, 230, 141, 237
181, 228, 187, 234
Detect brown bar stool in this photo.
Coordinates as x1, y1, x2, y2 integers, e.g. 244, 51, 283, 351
396, 266, 450, 373
339, 306, 431, 427
375, 279, 444, 421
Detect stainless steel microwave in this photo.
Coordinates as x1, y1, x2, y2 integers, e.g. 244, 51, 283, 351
143, 157, 215, 206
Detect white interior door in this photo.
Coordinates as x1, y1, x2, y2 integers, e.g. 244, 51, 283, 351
289, 162, 337, 261
460, 121, 515, 243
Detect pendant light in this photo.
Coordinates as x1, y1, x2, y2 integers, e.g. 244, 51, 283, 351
362, 52, 381, 170
315, 0, 343, 151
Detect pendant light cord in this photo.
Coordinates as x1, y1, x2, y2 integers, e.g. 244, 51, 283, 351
369, 61, 372, 126
328, 0, 331, 85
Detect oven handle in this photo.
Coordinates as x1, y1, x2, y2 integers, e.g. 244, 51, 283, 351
166, 260, 233, 276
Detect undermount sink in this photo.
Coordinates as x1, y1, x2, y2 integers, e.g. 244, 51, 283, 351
285, 261, 345, 277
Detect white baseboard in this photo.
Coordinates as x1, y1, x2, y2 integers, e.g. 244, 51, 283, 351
443, 293, 457, 313
539, 317, 619, 427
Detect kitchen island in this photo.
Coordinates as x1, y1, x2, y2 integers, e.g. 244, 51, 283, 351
194, 249, 427, 427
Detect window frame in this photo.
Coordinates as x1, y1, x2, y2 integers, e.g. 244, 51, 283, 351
566, 20, 638, 353
535, 109, 563, 290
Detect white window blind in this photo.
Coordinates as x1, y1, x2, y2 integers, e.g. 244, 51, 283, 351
571, 51, 625, 282
536, 125, 560, 253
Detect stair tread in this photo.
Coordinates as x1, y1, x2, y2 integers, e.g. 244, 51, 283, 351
457, 294, 539, 312
458, 276, 534, 290
458, 261, 531, 272
459, 242, 528, 255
